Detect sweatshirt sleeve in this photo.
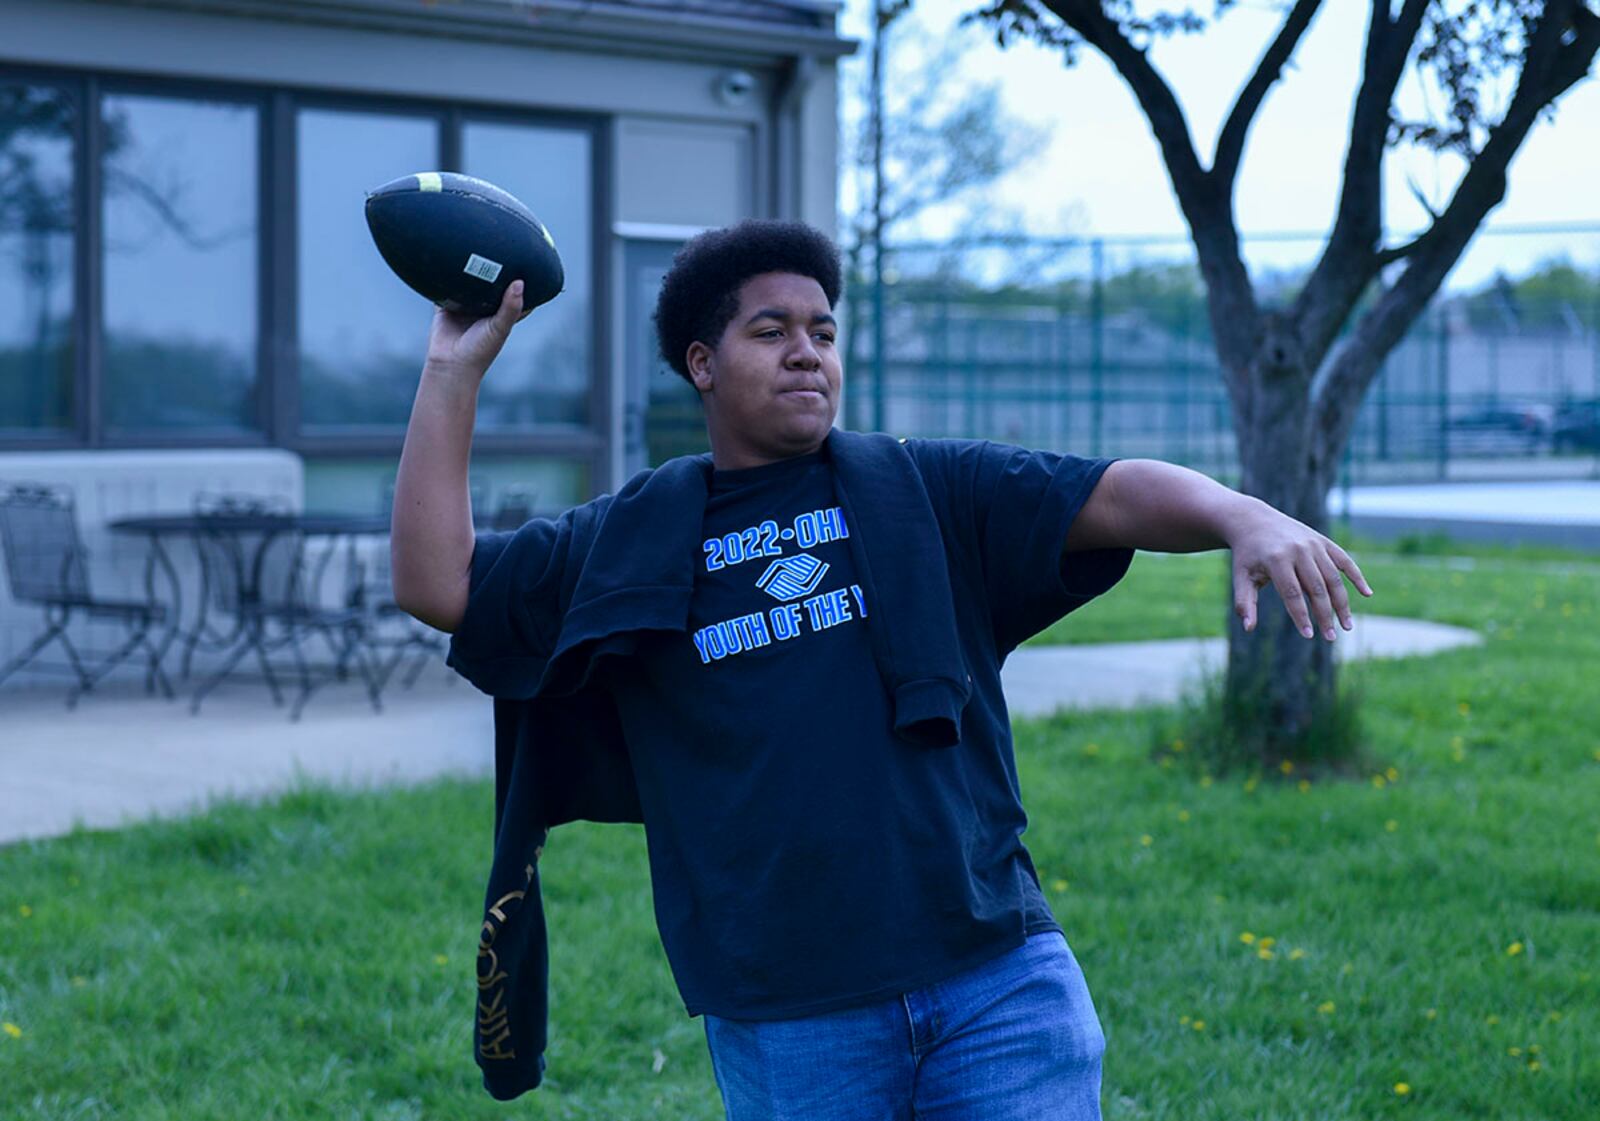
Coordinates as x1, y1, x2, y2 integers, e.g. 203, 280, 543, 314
445, 506, 587, 698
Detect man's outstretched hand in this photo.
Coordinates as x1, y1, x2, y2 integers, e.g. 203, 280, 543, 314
1227, 504, 1373, 640
424, 279, 531, 380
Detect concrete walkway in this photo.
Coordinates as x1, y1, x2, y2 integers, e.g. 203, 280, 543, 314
0, 615, 1479, 846
1001, 614, 1480, 718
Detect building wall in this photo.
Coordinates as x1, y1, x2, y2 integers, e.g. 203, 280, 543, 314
0, 0, 848, 691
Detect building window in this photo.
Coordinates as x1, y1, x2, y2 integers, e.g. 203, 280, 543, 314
296, 107, 440, 433
0, 81, 75, 436
0, 68, 602, 467
462, 120, 593, 430
101, 92, 260, 434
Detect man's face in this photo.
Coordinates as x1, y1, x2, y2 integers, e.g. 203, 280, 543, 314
687, 271, 842, 469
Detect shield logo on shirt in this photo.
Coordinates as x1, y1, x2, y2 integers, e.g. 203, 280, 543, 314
755, 553, 829, 601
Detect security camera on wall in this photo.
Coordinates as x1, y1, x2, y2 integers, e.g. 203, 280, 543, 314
714, 70, 757, 107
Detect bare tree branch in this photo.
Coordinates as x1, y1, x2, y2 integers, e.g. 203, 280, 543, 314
1315, 0, 1600, 462
1039, 0, 1262, 380
1040, 0, 1208, 210
1288, 0, 1431, 374
1212, 0, 1323, 191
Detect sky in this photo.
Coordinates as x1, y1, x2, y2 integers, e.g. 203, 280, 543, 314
833, 0, 1600, 290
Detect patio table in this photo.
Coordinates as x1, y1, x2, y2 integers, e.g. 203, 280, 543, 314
109, 512, 392, 713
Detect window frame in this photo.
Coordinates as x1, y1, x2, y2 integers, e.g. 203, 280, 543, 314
0, 62, 610, 486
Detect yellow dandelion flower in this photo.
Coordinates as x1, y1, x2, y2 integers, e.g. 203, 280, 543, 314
433, 954, 449, 966
1258, 946, 1275, 960
1297, 779, 1311, 793
1424, 1008, 1437, 1020
1528, 1060, 1542, 1073
1507, 942, 1524, 956
1, 1023, 20, 1040
1385, 767, 1400, 782
1051, 878, 1069, 892
70, 976, 86, 988
1199, 775, 1214, 789
1177, 810, 1191, 823
1508, 1046, 1522, 1056
1372, 775, 1387, 789
1317, 1001, 1335, 1015
1259, 936, 1276, 949
1179, 1014, 1191, 1026
1458, 701, 1471, 715
1289, 948, 1307, 961
1191, 1020, 1205, 1031
1385, 820, 1399, 833
1239, 931, 1257, 945
1279, 760, 1294, 775
1140, 834, 1154, 847
1394, 1082, 1411, 1096
1244, 777, 1259, 793
18, 904, 31, 918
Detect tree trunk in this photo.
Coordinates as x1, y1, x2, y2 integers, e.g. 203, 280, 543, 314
1223, 312, 1338, 762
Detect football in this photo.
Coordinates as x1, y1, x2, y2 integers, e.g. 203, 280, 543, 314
364, 171, 565, 318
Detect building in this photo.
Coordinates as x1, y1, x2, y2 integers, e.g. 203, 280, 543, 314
0, 0, 853, 676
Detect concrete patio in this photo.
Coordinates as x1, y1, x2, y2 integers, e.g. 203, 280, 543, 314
0, 614, 1481, 847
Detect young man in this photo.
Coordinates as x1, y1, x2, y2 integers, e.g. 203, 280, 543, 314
393, 220, 1370, 1119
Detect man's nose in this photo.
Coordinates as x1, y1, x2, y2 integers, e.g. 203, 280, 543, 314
787, 336, 821, 368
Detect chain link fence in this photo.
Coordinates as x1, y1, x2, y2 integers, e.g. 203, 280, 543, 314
838, 227, 1600, 486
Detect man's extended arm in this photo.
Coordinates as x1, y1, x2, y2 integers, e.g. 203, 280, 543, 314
391, 280, 528, 633
1063, 459, 1372, 641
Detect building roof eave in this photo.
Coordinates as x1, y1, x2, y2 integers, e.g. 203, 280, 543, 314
96, 0, 860, 62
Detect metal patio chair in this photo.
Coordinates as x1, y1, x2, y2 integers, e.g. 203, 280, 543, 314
0, 481, 174, 707
188, 494, 383, 721
341, 535, 447, 693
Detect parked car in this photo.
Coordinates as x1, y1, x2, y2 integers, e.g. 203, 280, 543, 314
1552, 399, 1600, 453
1445, 403, 1552, 454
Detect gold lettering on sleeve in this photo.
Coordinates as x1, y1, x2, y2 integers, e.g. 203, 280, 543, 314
474, 859, 540, 1063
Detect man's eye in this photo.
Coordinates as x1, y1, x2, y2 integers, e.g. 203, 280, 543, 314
815, 333, 835, 343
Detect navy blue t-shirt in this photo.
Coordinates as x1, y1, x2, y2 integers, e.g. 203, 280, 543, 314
593, 441, 1129, 1020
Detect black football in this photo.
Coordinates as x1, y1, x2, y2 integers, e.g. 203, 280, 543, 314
364, 171, 564, 318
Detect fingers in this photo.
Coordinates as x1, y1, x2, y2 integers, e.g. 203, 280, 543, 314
495, 280, 525, 331
1328, 540, 1373, 598
1233, 566, 1259, 632
1268, 557, 1316, 640
1295, 552, 1339, 640
1313, 548, 1353, 632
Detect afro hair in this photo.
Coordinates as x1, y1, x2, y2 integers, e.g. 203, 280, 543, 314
653, 219, 843, 384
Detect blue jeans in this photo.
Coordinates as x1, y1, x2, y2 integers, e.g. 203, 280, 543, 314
701, 930, 1105, 1121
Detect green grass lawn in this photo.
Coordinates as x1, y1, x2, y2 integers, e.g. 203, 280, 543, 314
2, 543, 1597, 1119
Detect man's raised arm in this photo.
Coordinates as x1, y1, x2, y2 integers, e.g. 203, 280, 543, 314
1063, 459, 1373, 641
391, 280, 528, 633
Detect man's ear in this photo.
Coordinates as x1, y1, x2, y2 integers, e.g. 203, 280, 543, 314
686, 341, 715, 394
